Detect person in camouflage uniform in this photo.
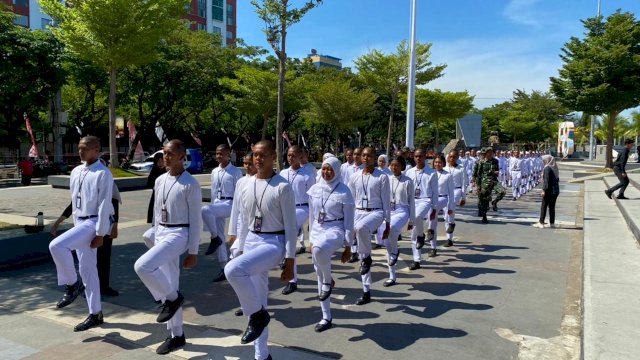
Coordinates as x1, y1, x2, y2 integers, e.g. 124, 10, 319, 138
473, 148, 505, 223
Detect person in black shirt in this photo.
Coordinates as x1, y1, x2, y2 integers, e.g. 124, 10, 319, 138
147, 153, 166, 223
605, 139, 635, 200
534, 155, 560, 228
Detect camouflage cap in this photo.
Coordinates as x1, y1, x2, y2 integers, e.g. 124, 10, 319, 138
478, 148, 486, 154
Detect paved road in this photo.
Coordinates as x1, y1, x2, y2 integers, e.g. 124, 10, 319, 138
0, 166, 582, 359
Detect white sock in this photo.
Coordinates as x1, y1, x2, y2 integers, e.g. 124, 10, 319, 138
166, 291, 178, 302
389, 265, 396, 280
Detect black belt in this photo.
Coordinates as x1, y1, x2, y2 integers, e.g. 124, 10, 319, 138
159, 223, 190, 228
455, 187, 462, 189
439, 195, 449, 197
78, 215, 97, 220
323, 218, 344, 223
296, 203, 309, 207
218, 196, 233, 200
356, 208, 382, 211
251, 230, 285, 235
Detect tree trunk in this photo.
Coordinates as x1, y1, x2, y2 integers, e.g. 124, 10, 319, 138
335, 129, 340, 156
261, 114, 269, 140
605, 111, 619, 169
386, 97, 396, 158
108, 67, 119, 168
275, 29, 287, 171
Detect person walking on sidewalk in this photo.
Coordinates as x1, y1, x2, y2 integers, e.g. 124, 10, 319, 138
534, 155, 560, 229
134, 140, 202, 355
605, 139, 635, 200
17, 156, 33, 186
224, 140, 296, 360
48, 136, 113, 332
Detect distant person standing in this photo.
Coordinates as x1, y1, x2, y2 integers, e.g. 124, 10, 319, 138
534, 155, 560, 229
17, 156, 33, 186
605, 139, 635, 200
147, 153, 166, 224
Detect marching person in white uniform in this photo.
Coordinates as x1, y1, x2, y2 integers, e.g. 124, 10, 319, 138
510, 151, 523, 200
380, 156, 415, 286
280, 145, 315, 295
340, 148, 355, 184
444, 150, 467, 247
307, 157, 354, 332
405, 148, 438, 270
465, 150, 476, 194
374, 154, 391, 248
202, 144, 243, 282
49, 136, 113, 332
348, 147, 390, 305
346, 147, 364, 263
429, 155, 455, 257
134, 140, 202, 355
224, 140, 296, 360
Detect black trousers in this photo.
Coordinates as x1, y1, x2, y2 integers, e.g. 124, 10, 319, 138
97, 235, 113, 290
540, 193, 559, 224
608, 168, 629, 196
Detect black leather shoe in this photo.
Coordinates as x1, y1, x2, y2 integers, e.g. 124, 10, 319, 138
428, 248, 437, 257
234, 308, 244, 316
416, 234, 425, 249
617, 195, 629, 200
347, 253, 359, 263
156, 334, 186, 355
101, 287, 119, 297
409, 261, 420, 270
482, 215, 489, 224
446, 223, 455, 234
443, 240, 454, 247
256, 355, 273, 360
426, 229, 435, 241
295, 246, 306, 255
281, 282, 297, 295
604, 190, 612, 199
355, 291, 370, 305
388, 251, 400, 266
383, 279, 396, 287
74, 311, 103, 332
241, 308, 270, 344
319, 282, 333, 301
157, 291, 184, 323
492, 201, 498, 212
205, 236, 223, 255
359, 255, 373, 275
212, 270, 226, 283
57, 280, 83, 308
373, 243, 383, 250
314, 319, 332, 332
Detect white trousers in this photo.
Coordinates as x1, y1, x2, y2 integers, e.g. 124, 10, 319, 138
376, 205, 410, 280
511, 171, 522, 198
354, 209, 384, 290
295, 205, 309, 247
310, 222, 345, 322
202, 199, 232, 264
134, 226, 187, 337
49, 217, 101, 315
411, 199, 433, 262
225, 232, 285, 360
428, 196, 450, 249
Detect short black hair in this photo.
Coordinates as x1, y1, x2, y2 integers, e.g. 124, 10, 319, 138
391, 156, 406, 171
168, 139, 186, 155
80, 136, 101, 150
625, 139, 635, 145
216, 144, 231, 152
255, 140, 275, 154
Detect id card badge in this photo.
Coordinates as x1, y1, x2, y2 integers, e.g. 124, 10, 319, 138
217, 189, 222, 199
415, 187, 421, 197
361, 197, 369, 209
75, 196, 82, 209
161, 205, 168, 223
391, 201, 396, 211
318, 211, 326, 224
254, 216, 263, 232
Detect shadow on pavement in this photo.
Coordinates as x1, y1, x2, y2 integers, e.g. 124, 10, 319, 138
341, 322, 467, 350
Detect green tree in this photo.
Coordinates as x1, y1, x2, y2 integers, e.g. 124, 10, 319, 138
413, 89, 474, 151
550, 11, 640, 168
354, 40, 445, 156
41, 0, 188, 167
306, 78, 377, 151
251, 0, 323, 170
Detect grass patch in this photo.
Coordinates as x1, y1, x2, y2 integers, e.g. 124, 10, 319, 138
0, 221, 21, 230
109, 168, 141, 178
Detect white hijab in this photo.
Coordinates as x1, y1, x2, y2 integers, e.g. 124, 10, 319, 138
307, 157, 354, 205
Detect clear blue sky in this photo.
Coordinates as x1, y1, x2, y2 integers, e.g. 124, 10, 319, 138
237, 0, 640, 111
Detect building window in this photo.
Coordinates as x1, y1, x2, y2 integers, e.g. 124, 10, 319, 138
226, 31, 233, 39
198, 0, 205, 17
185, 3, 192, 14
227, 16, 233, 26
14, 15, 28, 27
212, 26, 222, 34
197, 23, 206, 31
212, 0, 223, 21
12, 0, 29, 7
41, 18, 53, 29
227, 3, 233, 12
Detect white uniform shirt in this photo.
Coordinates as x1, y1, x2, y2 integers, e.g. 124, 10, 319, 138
405, 166, 438, 209
510, 157, 522, 171
340, 162, 353, 184
344, 163, 364, 185
348, 168, 391, 223
280, 166, 315, 204
228, 175, 251, 238
303, 162, 317, 179
444, 164, 468, 199
236, 174, 297, 258
389, 174, 416, 225
70, 160, 114, 237
154, 171, 203, 255
211, 163, 243, 200
435, 170, 456, 209
521, 157, 530, 175
308, 183, 355, 246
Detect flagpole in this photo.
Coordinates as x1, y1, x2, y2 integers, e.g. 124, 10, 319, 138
405, 0, 418, 149
589, 0, 601, 161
